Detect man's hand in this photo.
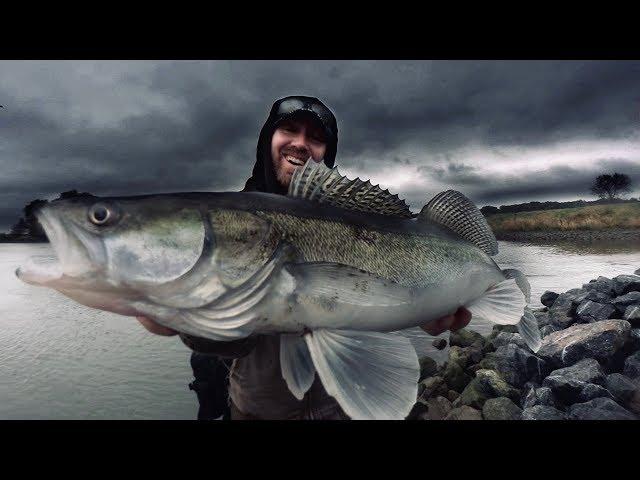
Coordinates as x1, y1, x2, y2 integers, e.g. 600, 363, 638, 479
420, 307, 472, 336
136, 316, 179, 336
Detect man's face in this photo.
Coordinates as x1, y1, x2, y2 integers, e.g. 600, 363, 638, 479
271, 114, 328, 189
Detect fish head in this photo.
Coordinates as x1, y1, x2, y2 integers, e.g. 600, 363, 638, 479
16, 194, 212, 314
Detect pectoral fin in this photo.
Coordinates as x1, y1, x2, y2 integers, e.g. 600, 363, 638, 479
304, 329, 420, 420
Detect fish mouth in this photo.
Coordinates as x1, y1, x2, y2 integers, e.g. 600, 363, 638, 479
16, 207, 106, 287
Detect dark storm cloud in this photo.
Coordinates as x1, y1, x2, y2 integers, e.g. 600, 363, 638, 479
1, 60, 640, 230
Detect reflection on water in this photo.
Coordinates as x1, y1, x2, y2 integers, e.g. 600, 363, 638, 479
0, 241, 639, 419
514, 238, 640, 256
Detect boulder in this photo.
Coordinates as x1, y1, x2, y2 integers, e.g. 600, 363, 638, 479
568, 397, 637, 420
490, 332, 529, 350
406, 402, 429, 420
611, 291, 640, 315
522, 386, 558, 409
521, 405, 567, 420
488, 324, 519, 340
537, 320, 631, 368
549, 289, 584, 328
574, 301, 616, 324
442, 361, 473, 393
612, 275, 640, 296
636, 268, 640, 276
624, 306, 640, 326
422, 396, 453, 420
479, 344, 549, 388
419, 356, 438, 381
576, 383, 615, 402
418, 376, 447, 400
540, 291, 559, 308
605, 373, 638, 404
623, 351, 640, 379
583, 277, 616, 297
453, 369, 520, 409
572, 290, 614, 306
482, 397, 523, 420
543, 358, 606, 404
432, 338, 447, 350
449, 328, 485, 348
444, 405, 483, 420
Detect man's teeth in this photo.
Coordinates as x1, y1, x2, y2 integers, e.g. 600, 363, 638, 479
285, 155, 306, 166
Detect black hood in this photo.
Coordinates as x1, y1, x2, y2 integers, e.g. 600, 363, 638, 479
243, 96, 338, 194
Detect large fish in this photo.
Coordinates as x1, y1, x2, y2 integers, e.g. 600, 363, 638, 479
16, 162, 540, 420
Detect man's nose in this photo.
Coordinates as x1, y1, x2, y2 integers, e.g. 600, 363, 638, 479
289, 131, 310, 149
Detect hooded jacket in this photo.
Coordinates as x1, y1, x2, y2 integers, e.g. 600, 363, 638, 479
186, 96, 348, 420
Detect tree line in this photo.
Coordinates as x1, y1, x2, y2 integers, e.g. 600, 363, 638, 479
481, 172, 635, 216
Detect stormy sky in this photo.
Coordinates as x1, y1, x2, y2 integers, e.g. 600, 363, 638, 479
1, 60, 639, 231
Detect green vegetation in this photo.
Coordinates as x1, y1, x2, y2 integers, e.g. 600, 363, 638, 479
486, 203, 640, 232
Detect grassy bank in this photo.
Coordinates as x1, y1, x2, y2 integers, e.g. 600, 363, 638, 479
486, 203, 640, 232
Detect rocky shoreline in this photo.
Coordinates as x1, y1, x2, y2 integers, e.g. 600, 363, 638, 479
495, 229, 640, 242
408, 268, 640, 420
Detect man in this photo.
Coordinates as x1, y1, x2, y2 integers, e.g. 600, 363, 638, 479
137, 95, 471, 420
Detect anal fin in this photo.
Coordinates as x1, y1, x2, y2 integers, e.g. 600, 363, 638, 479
280, 334, 316, 400
304, 329, 419, 420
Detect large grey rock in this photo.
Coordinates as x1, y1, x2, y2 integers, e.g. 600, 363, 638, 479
453, 369, 520, 409
568, 397, 637, 420
521, 405, 567, 420
478, 344, 549, 388
491, 332, 529, 350
624, 306, 640, 326
605, 373, 639, 404
543, 358, 607, 404
482, 397, 523, 420
421, 396, 453, 420
572, 290, 614, 306
611, 292, 640, 314
583, 277, 616, 297
442, 361, 472, 393
449, 328, 485, 348
613, 275, 640, 296
522, 386, 558, 409
444, 405, 482, 420
623, 351, 640, 379
635, 268, 640, 276
418, 376, 447, 400
540, 291, 559, 308
576, 383, 615, 402
549, 289, 584, 328
537, 320, 631, 368
419, 356, 438, 381
489, 324, 519, 340
574, 301, 616, 324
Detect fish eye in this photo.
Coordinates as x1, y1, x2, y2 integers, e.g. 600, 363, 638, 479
88, 203, 114, 226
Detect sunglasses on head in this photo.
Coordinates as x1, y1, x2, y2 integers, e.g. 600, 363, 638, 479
275, 98, 336, 130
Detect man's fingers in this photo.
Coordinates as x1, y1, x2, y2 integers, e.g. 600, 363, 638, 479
136, 316, 179, 336
420, 314, 455, 336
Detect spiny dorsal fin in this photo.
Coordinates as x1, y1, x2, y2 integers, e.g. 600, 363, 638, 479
288, 161, 413, 218
419, 190, 499, 256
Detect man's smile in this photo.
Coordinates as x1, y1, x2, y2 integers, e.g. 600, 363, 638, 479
283, 154, 308, 167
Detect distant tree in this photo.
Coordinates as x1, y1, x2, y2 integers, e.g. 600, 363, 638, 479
591, 173, 632, 200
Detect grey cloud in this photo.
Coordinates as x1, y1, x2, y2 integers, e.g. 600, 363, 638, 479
2, 60, 640, 229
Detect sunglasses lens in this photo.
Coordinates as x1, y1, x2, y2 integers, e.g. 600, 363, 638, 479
278, 98, 305, 115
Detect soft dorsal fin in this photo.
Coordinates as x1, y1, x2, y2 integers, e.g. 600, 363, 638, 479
419, 190, 499, 256
288, 161, 414, 218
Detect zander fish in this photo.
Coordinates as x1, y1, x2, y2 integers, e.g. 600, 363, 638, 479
16, 162, 540, 420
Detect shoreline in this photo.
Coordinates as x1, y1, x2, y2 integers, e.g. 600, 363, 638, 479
495, 229, 640, 242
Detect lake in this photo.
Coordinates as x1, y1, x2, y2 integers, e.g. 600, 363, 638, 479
1, 240, 639, 419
